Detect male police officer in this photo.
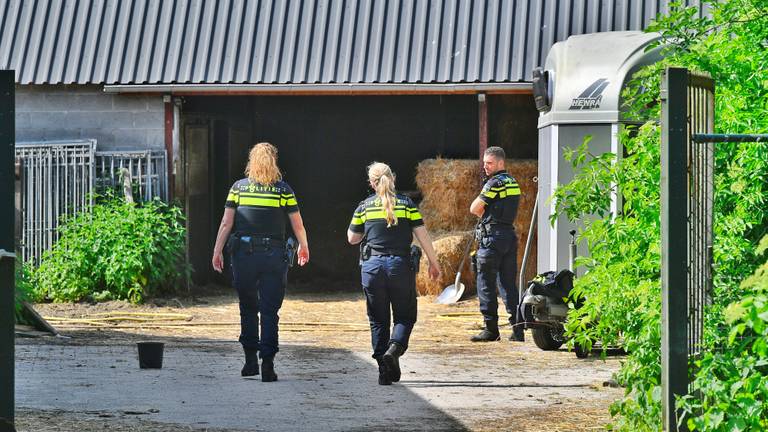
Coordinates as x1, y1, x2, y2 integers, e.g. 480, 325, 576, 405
469, 146, 524, 342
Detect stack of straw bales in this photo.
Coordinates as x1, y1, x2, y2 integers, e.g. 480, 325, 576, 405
415, 231, 474, 296
414, 158, 538, 296
415, 158, 484, 233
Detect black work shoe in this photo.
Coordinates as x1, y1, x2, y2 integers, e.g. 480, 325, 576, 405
509, 332, 525, 342
375, 358, 392, 385
383, 342, 405, 382
470, 329, 501, 342
241, 348, 259, 377
261, 357, 278, 382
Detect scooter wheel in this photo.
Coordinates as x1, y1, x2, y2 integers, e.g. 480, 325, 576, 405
532, 326, 564, 350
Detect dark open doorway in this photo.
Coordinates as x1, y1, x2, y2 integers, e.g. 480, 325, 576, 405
181, 94, 537, 287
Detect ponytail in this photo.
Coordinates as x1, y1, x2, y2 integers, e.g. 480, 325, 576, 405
368, 162, 398, 227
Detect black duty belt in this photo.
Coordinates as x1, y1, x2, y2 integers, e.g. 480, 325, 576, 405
490, 223, 515, 230
480, 222, 514, 231
237, 235, 284, 248
370, 249, 409, 257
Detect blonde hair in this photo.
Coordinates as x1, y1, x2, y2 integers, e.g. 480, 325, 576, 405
245, 142, 282, 185
368, 162, 398, 227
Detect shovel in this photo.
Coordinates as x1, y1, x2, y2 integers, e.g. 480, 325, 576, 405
435, 235, 475, 304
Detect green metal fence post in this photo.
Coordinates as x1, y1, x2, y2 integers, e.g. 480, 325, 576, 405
660, 67, 689, 431
0, 70, 15, 430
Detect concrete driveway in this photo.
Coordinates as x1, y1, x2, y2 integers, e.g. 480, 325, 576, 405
15, 292, 622, 431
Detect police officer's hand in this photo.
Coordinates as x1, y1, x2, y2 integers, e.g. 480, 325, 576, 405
297, 244, 309, 266
212, 252, 224, 273
428, 261, 441, 280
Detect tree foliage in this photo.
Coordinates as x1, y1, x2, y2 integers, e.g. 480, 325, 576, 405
551, 0, 768, 429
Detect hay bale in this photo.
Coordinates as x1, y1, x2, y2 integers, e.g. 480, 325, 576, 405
415, 159, 483, 233
415, 158, 539, 289
416, 231, 476, 296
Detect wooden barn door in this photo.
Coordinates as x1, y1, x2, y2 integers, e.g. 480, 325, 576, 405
184, 117, 212, 287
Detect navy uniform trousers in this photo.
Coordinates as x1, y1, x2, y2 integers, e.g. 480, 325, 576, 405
361, 255, 418, 358
231, 243, 288, 359
476, 227, 523, 338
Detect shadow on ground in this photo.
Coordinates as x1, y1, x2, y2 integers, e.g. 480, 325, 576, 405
15, 340, 468, 432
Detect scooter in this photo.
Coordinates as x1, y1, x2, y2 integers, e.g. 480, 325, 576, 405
520, 227, 589, 358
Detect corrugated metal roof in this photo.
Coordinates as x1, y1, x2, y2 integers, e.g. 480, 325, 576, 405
0, 0, 705, 86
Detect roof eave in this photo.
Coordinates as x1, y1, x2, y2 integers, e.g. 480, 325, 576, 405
103, 82, 533, 96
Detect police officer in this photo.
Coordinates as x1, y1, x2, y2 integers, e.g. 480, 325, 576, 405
469, 146, 524, 342
212, 142, 309, 382
347, 162, 441, 385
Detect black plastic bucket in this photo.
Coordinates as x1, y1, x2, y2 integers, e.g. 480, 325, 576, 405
137, 342, 164, 369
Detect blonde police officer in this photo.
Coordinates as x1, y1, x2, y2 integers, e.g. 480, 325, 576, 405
212, 142, 309, 382
347, 162, 441, 385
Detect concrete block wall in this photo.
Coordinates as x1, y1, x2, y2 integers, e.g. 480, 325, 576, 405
15, 84, 164, 151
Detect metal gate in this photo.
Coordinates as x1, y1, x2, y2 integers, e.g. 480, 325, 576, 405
660, 67, 768, 431
660, 67, 715, 431
15, 141, 168, 265
15, 140, 96, 264
95, 150, 168, 202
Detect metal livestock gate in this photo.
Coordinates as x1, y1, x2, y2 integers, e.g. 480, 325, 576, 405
14, 140, 167, 265
95, 150, 168, 203
15, 140, 95, 265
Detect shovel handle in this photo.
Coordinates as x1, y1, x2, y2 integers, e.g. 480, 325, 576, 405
456, 236, 474, 272
454, 271, 462, 287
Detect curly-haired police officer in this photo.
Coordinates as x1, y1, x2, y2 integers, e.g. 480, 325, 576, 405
469, 146, 524, 343
347, 162, 441, 385
212, 142, 309, 382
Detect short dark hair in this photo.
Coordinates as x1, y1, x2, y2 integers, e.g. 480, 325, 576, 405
484, 146, 505, 160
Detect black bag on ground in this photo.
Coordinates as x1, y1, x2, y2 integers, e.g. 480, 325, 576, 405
526, 269, 574, 304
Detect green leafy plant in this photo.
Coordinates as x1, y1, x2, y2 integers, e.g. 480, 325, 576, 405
33, 195, 187, 304
681, 237, 768, 431
551, 1, 768, 429
554, 121, 664, 431
14, 261, 36, 324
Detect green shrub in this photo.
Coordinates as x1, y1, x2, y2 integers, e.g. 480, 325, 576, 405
14, 261, 36, 324
681, 237, 768, 431
551, 1, 768, 429
554, 121, 665, 432
34, 195, 187, 303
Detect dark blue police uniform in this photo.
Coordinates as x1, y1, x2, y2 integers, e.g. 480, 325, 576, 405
476, 170, 523, 340
349, 194, 424, 359
225, 179, 299, 359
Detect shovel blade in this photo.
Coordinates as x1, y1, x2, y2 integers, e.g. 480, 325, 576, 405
435, 282, 465, 304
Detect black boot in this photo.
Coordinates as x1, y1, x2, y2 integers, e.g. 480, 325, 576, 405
241, 348, 259, 377
509, 329, 525, 342
383, 342, 405, 382
261, 356, 278, 382
375, 357, 392, 385
470, 328, 501, 342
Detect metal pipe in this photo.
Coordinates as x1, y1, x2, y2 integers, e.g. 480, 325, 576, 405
519, 189, 539, 303
692, 133, 768, 143
146, 153, 152, 200
568, 230, 577, 273
104, 82, 533, 95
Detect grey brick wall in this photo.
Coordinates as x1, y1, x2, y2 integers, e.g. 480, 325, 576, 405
15, 84, 164, 151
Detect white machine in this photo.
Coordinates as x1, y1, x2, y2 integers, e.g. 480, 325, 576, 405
534, 31, 663, 275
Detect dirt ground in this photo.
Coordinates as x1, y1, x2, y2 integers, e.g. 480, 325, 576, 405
14, 286, 624, 432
